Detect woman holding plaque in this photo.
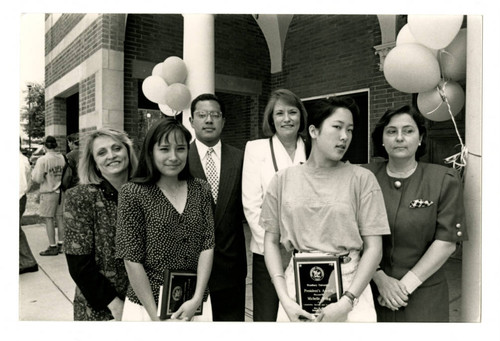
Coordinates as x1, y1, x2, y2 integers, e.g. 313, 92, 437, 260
363, 105, 467, 322
116, 118, 215, 321
64, 128, 138, 321
260, 97, 390, 322
242, 89, 309, 321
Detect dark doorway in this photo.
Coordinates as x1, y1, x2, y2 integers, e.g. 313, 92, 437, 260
66, 92, 79, 153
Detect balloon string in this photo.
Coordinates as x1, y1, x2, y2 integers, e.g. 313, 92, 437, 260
439, 81, 467, 172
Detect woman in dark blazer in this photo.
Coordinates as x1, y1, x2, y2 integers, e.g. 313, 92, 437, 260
363, 105, 467, 322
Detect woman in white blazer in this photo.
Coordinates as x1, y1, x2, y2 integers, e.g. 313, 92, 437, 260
242, 89, 309, 321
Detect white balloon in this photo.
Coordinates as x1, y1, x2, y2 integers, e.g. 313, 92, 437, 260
383, 44, 441, 93
152, 63, 164, 77
408, 15, 463, 50
417, 80, 465, 122
165, 83, 192, 111
439, 29, 467, 81
142, 76, 169, 104
162, 56, 188, 85
396, 24, 438, 57
158, 103, 176, 116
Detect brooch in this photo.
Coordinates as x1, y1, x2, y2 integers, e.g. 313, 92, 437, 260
409, 199, 434, 208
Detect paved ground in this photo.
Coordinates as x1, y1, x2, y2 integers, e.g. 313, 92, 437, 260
18, 222, 462, 322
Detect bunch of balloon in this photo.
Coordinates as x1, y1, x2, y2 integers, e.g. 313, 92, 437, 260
383, 15, 468, 171
142, 56, 192, 116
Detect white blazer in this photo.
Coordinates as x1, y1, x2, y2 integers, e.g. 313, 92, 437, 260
242, 135, 306, 255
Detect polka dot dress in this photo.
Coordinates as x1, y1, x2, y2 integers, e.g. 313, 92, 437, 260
116, 178, 215, 305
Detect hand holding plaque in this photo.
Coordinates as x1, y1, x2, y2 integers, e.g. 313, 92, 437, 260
293, 252, 346, 316
157, 269, 203, 320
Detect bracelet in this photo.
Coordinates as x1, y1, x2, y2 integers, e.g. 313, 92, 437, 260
342, 291, 358, 307
270, 273, 285, 284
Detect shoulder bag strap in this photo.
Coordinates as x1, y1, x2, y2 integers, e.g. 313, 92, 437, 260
269, 137, 279, 173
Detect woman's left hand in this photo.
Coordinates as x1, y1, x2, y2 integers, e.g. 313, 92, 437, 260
170, 298, 201, 321
315, 297, 352, 322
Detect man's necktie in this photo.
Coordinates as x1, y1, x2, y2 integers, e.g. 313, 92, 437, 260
205, 148, 219, 203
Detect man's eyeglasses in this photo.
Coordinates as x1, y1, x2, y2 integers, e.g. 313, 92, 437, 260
193, 111, 223, 120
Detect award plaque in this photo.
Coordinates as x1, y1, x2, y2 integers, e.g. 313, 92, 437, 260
157, 270, 203, 320
293, 252, 344, 315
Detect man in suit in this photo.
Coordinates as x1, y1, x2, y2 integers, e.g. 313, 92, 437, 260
188, 93, 247, 321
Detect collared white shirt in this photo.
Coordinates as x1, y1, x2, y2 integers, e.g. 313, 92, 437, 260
195, 139, 222, 177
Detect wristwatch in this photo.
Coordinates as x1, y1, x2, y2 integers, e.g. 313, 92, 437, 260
342, 291, 359, 307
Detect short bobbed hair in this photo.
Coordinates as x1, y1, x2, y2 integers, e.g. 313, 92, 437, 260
131, 117, 193, 184
307, 96, 360, 138
262, 89, 308, 137
79, 128, 138, 185
371, 105, 427, 160
190, 93, 225, 118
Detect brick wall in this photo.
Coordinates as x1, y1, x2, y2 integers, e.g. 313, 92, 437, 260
79, 74, 96, 115
123, 14, 184, 146
45, 14, 85, 54
124, 14, 272, 150
215, 14, 271, 143
44, 97, 67, 153
49, 14, 414, 156
45, 14, 126, 87
217, 92, 254, 151
272, 14, 412, 156
44, 97, 66, 127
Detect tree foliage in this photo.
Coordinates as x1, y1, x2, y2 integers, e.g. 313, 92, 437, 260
21, 82, 45, 139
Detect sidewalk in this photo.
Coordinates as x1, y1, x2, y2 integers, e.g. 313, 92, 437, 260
19, 222, 254, 321
19, 222, 462, 322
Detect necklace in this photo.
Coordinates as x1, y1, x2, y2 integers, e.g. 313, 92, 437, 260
386, 161, 418, 179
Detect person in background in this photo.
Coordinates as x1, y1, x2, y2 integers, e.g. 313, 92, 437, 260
19, 143, 39, 274
116, 118, 214, 321
188, 93, 247, 321
242, 89, 309, 321
260, 97, 390, 322
32, 136, 66, 256
65, 132, 80, 189
363, 105, 467, 322
64, 128, 138, 321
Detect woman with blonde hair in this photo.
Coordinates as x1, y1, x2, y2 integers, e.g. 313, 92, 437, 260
64, 128, 138, 321
242, 89, 309, 321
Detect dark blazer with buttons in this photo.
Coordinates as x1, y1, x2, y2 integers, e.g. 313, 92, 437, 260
189, 141, 247, 293
363, 161, 467, 321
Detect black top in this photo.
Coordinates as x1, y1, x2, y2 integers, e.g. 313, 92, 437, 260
115, 178, 215, 305
64, 179, 128, 321
188, 142, 247, 292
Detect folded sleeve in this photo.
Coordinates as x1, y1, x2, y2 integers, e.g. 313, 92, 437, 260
357, 171, 391, 236
435, 169, 468, 242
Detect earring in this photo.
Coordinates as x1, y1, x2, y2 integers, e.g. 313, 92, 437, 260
382, 143, 385, 146
418, 142, 421, 146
